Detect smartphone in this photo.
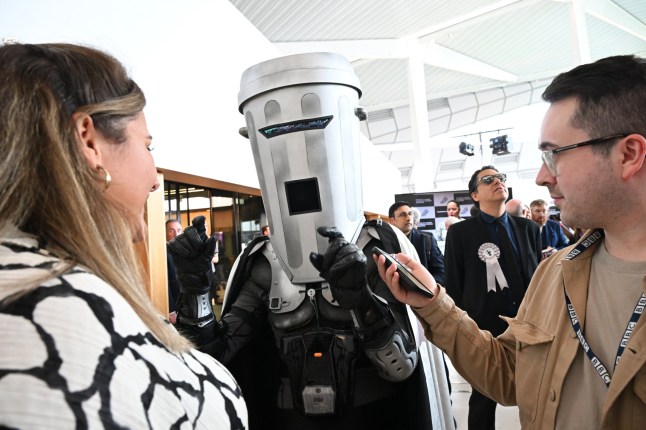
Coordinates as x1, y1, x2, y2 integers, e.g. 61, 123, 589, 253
372, 246, 434, 298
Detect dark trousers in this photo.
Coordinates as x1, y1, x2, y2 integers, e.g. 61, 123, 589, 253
468, 388, 496, 430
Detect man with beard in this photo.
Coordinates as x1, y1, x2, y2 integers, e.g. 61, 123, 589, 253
374, 55, 646, 429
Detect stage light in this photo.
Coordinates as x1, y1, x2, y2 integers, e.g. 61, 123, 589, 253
490, 135, 510, 155
459, 141, 474, 156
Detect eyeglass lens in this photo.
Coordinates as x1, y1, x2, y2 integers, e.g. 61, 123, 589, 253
481, 174, 505, 185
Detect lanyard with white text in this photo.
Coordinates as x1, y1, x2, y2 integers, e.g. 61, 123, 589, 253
564, 288, 645, 387
563, 230, 646, 388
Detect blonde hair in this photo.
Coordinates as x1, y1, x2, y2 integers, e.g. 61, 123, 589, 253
0, 43, 191, 352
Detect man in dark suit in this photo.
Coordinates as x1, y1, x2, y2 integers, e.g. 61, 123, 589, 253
165, 219, 183, 325
530, 199, 570, 257
444, 166, 541, 430
388, 201, 445, 284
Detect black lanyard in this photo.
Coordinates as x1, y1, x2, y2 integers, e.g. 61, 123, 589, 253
563, 230, 646, 388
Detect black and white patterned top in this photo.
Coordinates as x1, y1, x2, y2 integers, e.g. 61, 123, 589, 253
0, 230, 247, 429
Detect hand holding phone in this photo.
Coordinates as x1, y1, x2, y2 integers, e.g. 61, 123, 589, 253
372, 246, 435, 299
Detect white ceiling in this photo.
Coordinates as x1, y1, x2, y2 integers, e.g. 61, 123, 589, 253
229, 0, 646, 190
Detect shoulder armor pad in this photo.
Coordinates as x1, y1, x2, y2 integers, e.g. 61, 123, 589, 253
262, 242, 308, 313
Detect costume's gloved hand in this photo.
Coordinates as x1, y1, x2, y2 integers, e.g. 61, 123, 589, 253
191, 215, 208, 241
168, 216, 217, 290
309, 226, 371, 310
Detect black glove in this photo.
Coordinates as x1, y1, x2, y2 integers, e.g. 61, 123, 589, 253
309, 226, 372, 310
168, 218, 217, 294
192, 215, 208, 241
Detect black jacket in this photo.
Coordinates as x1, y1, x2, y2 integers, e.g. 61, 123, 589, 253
408, 228, 445, 284
443, 213, 541, 335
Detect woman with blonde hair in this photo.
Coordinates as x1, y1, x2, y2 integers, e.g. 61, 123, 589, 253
0, 43, 246, 429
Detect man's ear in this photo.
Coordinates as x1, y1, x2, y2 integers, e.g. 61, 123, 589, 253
72, 112, 103, 168
471, 191, 479, 205
618, 134, 646, 180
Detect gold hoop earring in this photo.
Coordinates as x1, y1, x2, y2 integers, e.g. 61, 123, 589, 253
96, 165, 111, 192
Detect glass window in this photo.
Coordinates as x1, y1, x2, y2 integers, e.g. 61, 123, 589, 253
163, 181, 264, 286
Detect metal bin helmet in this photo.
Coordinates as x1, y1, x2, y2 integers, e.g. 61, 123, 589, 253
238, 52, 366, 284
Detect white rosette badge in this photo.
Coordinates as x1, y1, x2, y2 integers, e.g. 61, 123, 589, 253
478, 243, 509, 292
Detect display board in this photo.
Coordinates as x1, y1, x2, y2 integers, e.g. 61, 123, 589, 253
395, 188, 513, 242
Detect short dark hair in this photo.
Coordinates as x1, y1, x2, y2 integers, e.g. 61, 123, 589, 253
467, 165, 498, 208
542, 55, 646, 156
530, 199, 547, 209
447, 199, 460, 210
388, 201, 410, 218
165, 219, 181, 227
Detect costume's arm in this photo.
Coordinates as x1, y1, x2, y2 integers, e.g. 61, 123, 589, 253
168, 216, 267, 364
167, 217, 217, 347
166, 252, 180, 314
310, 227, 417, 382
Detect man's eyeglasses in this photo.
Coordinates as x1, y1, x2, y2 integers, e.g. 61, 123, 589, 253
475, 173, 507, 188
540, 134, 628, 175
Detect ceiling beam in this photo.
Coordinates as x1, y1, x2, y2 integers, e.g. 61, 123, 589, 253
570, 0, 592, 64
275, 38, 517, 81
422, 41, 517, 82
274, 39, 407, 61
584, 0, 646, 41
411, 0, 541, 38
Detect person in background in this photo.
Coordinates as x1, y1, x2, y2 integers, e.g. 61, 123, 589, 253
530, 198, 570, 257
522, 204, 532, 219
505, 198, 530, 218
411, 207, 422, 228
561, 223, 585, 245
212, 230, 227, 286
444, 216, 463, 231
0, 42, 246, 429
442, 166, 541, 430
166, 219, 183, 324
261, 224, 271, 237
446, 199, 461, 219
375, 54, 646, 429
389, 201, 445, 284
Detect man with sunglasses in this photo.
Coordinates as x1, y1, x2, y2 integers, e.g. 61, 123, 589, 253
374, 55, 646, 429
443, 166, 541, 429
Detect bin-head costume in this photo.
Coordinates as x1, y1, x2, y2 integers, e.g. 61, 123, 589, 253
169, 52, 449, 429
238, 52, 366, 284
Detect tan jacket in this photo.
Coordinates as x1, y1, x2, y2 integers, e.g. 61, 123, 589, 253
415, 230, 646, 429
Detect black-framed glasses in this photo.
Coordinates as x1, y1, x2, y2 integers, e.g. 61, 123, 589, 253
540, 134, 629, 175
475, 173, 507, 188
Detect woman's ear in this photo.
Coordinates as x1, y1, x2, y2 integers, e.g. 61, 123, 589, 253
72, 112, 103, 168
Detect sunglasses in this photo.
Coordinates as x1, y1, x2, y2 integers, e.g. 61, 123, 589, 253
474, 173, 507, 189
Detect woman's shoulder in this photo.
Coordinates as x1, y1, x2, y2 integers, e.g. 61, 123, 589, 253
0, 232, 248, 429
